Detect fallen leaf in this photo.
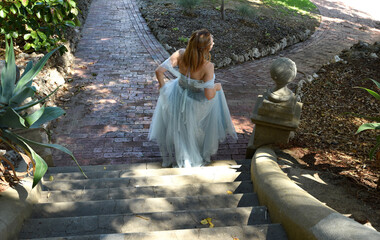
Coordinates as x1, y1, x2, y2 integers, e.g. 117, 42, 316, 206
233, 238, 239, 240
200, 217, 214, 228
104, 167, 107, 170
49, 175, 54, 181
135, 215, 149, 221
227, 190, 233, 194
47, 192, 51, 198
200, 219, 208, 225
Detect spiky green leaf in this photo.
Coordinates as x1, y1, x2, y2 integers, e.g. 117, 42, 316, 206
9, 86, 36, 107
1, 130, 48, 188
28, 106, 65, 128
0, 108, 27, 129
11, 86, 60, 113
356, 87, 380, 101
15, 46, 61, 93
371, 79, 380, 89
1, 39, 17, 103
21, 61, 33, 79
6, 130, 87, 179
356, 123, 380, 134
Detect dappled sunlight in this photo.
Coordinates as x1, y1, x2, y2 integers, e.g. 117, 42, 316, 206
231, 116, 254, 134
301, 173, 328, 185
338, 0, 380, 21
315, 0, 380, 35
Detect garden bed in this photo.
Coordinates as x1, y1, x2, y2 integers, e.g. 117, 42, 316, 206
138, 0, 320, 68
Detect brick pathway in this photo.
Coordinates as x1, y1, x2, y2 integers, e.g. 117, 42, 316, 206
52, 0, 380, 166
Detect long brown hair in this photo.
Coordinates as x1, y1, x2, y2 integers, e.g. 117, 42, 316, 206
182, 29, 212, 72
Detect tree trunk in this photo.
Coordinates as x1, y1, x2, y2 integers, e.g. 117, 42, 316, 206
221, 0, 225, 20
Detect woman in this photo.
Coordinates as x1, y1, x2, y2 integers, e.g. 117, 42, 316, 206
149, 29, 237, 168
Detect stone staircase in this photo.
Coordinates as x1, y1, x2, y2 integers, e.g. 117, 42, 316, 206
18, 160, 288, 239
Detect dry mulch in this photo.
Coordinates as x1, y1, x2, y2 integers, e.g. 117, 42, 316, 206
282, 41, 380, 219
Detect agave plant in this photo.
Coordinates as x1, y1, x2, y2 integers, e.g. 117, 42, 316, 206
0, 38, 86, 188
355, 78, 380, 160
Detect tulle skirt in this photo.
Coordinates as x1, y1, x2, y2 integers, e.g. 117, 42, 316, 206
148, 79, 237, 168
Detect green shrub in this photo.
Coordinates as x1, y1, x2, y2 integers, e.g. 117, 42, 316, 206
0, 0, 81, 52
237, 4, 256, 18
178, 36, 189, 43
0, 38, 86, 188
178, 0, 201, 11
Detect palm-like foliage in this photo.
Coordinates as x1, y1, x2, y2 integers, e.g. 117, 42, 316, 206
0, 38, 86, 188
355, 79, 380, 160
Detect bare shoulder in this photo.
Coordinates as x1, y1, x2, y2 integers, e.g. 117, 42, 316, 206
172, 48, 185, 58
170, 48, 186, 66
178, 48, 186, 54
203, 61, 214, 82
205, 61, 214, 70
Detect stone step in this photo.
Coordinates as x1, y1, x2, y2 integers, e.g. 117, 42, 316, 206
42, 172, 251, 191
40, 181, 254, 203
21, 224, 288, 240
46, 160, 250, 174
19, 207, 270, 238
43, 164, 250, 181
32, 193, 259, 218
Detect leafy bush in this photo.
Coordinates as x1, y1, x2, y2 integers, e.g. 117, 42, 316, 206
178, 0, 201, 11
0, 0, 80, 52
178, 36, 189, 44
355, 79, 380, 160
0, 39, 86, 188
237, 4, 256, 19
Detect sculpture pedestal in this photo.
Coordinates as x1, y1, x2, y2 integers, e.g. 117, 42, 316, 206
246, 93, 302, 159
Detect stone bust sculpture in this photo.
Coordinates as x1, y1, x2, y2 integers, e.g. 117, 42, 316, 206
268, 57, 297, 103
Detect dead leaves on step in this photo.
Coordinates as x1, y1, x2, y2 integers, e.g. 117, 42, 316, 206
200, 217, 214, 228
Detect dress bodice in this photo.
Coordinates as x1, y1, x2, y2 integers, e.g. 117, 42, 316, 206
160, 58, 215, 92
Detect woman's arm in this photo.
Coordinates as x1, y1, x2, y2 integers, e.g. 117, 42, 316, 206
203, 63, 221, 100
155, 49, 184, 89
155, 65, 166, 89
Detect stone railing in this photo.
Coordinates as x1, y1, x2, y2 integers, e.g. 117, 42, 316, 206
247, 57, 380, 240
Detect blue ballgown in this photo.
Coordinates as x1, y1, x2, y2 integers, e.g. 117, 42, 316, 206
148, 58, 238, 168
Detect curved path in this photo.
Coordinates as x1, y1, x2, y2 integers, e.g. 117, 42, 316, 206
52, 0, 380, 166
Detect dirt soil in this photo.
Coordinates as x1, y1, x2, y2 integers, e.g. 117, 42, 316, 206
138, 0, 320, 67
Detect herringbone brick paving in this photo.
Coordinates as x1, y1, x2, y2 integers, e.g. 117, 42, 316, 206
52, 0, 380, 166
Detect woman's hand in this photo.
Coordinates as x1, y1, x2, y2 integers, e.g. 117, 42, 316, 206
214, 83, 222, 91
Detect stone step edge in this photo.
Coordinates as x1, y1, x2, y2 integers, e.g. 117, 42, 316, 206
32, 193, 259, 218
42, 171, 249, 183
36, 192, 257, 207
19, 224, 286, 240
39, 180, 254, 202
43, 164, 250, 180
26, 206, 267, 222
41, 172, 251, 191
47, 160, 250, 173
20, 207, 270, 238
